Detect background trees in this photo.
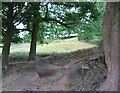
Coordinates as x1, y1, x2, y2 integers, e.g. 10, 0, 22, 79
2, 2, 102, 69
2, 3, 25, 69
1, 2, 120, 91
78, 2, 106, 41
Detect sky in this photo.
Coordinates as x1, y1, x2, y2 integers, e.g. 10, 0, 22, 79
16, 3, 81, 38
16, 23, 26, 38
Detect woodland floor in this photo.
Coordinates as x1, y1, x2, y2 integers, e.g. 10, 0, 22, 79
2, 47, 107, 91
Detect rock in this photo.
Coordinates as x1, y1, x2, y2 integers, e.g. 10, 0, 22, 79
66, 65, 84, 83
81, 65, 90, 70
69, 86, 76, 91
36, 60, 65, 81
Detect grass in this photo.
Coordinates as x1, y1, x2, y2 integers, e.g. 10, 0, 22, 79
0, 37, 100, 56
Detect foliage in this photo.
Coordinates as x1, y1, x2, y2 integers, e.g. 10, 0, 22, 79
37, 22, 48, 44
77, 2, 106, 41
23, 32, 31, 43
2, 2, 26, 43
2, 2, 101, 44
11, 34, 23, 43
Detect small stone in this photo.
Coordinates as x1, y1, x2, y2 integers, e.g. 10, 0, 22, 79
81, 65, 90, 70
69, 86, 76, 91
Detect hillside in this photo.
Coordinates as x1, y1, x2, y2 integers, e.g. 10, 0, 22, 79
2, 37, 107, 91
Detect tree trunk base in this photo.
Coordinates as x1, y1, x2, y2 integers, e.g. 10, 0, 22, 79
97, 2, 119, 91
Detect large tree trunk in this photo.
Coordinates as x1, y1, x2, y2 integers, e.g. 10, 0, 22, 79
28, 22, 39, 61
2, 3, 14, 69
27, 3, 40, 61
97, 2, 119, 91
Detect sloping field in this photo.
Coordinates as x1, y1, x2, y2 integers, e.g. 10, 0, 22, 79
4, 37, 99, 56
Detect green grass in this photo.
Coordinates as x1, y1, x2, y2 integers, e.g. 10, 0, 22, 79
0, 37, 100, 56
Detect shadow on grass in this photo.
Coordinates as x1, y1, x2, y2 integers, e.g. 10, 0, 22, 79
81, 39, 102, 46
9, 46, 98, 65
10, 52, 29, 56
42, 47, 98, 65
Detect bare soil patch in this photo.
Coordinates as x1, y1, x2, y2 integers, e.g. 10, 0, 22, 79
2, 48, 107, 91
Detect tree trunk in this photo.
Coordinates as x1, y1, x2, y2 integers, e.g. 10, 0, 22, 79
27, 22, 39, 61
27, 3, 40, 61
2, 3, 14, 69
97, 2, 119, 91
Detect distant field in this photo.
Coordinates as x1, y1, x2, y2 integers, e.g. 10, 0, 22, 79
0, 37, 100, 56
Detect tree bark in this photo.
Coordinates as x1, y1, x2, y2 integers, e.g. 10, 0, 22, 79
97, 2, 119, 91
2, 3, 14, 69
27, 3, 40, 61
27, 22, 39, 61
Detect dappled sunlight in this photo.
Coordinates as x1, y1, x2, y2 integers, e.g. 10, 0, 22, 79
4, 38, 98, 56
36, 41, 97, 54
2, 2, 111, 91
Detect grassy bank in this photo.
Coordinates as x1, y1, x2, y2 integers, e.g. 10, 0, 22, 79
0, 37, 100, 56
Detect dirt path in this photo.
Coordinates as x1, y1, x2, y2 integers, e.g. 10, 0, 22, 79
2, 70, 68, 91
51, 75, 67, 91
2, 49, 107, 91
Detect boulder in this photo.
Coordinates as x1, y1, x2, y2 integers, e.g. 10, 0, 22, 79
65, 65, 84, 83
36, 60, 65, 81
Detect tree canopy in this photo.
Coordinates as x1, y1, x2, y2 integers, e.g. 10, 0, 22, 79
2, 2, 101, 42
2, 2, 105, 68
